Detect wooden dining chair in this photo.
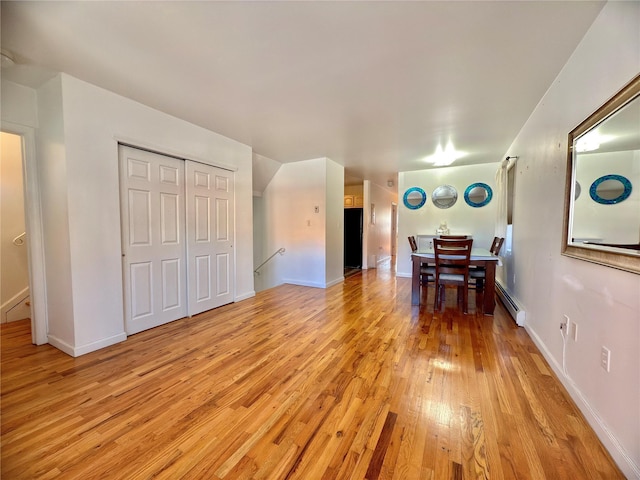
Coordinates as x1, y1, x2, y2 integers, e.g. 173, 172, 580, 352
470, 236, 504, 292
409, 236, 435, 292
490, 236, 504, 255
433, 238, 473, 313
408, 236, 418, 252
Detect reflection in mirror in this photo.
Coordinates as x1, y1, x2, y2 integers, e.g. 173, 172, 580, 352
563, 73, 640, 274
432, 185, 457, 209
589, 174, 632, 204
403, 187, 427, 210
464, 182, 493, 208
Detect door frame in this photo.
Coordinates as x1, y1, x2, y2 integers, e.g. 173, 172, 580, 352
1, 122, 48, 345
391, 202, 397, 256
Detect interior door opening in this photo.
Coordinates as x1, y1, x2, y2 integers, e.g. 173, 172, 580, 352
0, 132, 32, 329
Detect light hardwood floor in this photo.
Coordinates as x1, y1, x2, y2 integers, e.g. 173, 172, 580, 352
1, 264, 624, 479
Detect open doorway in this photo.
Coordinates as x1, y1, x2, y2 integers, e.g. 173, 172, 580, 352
1, 132, 31, 325
344, 207, 363, 274
1, 125, 47, 345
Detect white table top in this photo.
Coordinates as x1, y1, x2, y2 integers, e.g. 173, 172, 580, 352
412, 247, 501, 263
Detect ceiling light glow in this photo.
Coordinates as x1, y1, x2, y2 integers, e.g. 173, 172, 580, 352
424, 140, 466, 166
575, 131, 614, 153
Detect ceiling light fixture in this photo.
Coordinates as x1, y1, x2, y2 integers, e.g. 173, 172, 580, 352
424, 140, 466, 167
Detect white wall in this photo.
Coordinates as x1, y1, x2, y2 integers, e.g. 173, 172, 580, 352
261, 157, 344, 290
263, 158, 327, 288
397, 162, 499, 277
35, 73, 254, 356
505, 2, 640, 476
1, 80, 38, 128
0, 132, 29, 312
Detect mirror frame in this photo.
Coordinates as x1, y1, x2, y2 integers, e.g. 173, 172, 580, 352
464, 182, 493, 208
562, 73, 640, 275
431, 185, 458, 209
403, 187, 427, 210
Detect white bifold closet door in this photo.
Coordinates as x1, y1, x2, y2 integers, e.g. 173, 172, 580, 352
119, 145, 234, 335
185, 160, 234, 316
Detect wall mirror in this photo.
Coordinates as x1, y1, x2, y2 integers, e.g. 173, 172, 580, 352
464, 182, 493, 207
403, 187, 427, 210
432, 185, 457, 209
574, 181, 581, 200
562, 73, 640, 274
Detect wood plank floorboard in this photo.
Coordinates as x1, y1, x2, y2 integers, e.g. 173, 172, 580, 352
1, 263, 624, 479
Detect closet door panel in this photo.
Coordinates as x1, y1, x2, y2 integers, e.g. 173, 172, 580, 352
120, 146, 187, 335
187, 162, 235, 316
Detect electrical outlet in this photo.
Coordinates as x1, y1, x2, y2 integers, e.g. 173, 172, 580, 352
560, 314, 569, 332
570, 322, 578, 342
600, 346, 611, 372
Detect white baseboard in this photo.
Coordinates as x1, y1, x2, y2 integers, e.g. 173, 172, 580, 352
377, 255, 391, 264
1, 287, 30, 323
48, 332, 127, 358
235, 291, 256, 302
283, 279, 327, 289
325, 277, 344, 288
525, 324, 639, 479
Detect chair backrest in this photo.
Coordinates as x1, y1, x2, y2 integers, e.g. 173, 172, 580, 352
439, 235, 468, 239
433, 238, 473, 280
408, 236, 418, 252
490, 237, 504, 255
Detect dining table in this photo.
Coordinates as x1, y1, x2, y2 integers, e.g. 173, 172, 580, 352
411, 247, 501, 315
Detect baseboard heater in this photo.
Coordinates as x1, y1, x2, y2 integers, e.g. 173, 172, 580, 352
495, 281, 525, 326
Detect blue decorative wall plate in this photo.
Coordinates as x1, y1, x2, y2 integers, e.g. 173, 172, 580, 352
464, 183, 493, 208
403, 187, 427, 210
589, 174, 632, 205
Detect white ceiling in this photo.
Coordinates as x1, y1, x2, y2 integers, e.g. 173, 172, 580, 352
1, 1, 605, 190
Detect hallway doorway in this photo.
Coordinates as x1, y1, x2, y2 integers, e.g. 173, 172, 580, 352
0, 132, 31, 325
1, 123, 47, 345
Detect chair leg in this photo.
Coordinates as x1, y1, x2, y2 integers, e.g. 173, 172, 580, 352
463, 285, 468, 314
435, 284, 445, 312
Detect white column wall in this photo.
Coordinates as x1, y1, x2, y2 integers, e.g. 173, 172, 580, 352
36, 76, 76, 348
397, 162, 499, 277
504, 2, 640, 476
325, 158, 344, 287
